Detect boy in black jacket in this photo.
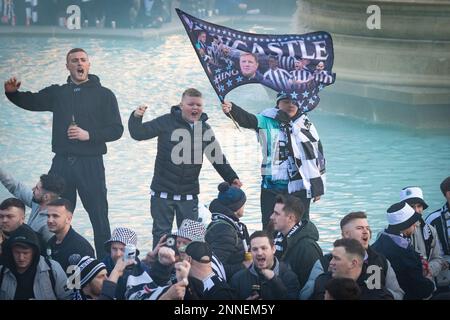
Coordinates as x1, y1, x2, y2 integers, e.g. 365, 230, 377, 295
129, 88, 241, 248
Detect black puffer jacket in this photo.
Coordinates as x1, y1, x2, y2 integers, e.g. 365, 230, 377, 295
6, 75, 123, 156
129, 106, 238, 195
206, 199, 249, 279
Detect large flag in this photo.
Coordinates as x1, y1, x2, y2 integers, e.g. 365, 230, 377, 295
177, 8, 336, 113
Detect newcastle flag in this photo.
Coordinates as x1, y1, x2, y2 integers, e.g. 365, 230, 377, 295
177, 8, 336, 113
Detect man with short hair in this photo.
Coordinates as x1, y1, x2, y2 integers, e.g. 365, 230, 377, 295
239, 52, 262, 80
0, 224, 71, 300
312, 238, 393, 300
46, 198, 95, 273
0, 198, 25, 240
289, 59, 312, 88
263, 55, 291, 91
129, 88, 241, 248
331, 211, 404, 299
4, 48, 124, 258
230, 230, 299, 300
270, 194, 323, 296
372, 202, 436, 300
0, 167, 65, 242
324, 278, 361, 300
400, 186, 447, 279
1, 198, 26, 258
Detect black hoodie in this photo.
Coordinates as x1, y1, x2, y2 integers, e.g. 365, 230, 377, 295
2, 225, 41, 299
6, 74, 124, 156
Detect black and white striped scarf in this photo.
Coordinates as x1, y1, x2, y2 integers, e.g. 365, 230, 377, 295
262, 107, 326, 198
211, 212, 250, 252
274, 222, 302, 258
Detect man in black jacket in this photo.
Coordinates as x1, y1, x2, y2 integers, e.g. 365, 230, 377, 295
129, 88, 241, 248
46, 198, 95, 273
270, 194, 323, 296
206, 182, 251, 279
4, 48, 124, 258
230, 230, 299, 300
372, 202, 435, 300
318, 211, 404, 300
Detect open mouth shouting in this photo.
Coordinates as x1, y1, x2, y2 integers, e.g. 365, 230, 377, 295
255, 255, 267, 268
361, 235, 369, 247
77, 68, 85, 77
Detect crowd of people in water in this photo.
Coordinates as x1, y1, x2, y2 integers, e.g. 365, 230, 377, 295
1, 47, 450, 300
0, 0, 295, 29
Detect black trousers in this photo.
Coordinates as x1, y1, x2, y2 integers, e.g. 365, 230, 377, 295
260, 188, 311, 230
150, 196, 198, 249
49, 154, 110, 259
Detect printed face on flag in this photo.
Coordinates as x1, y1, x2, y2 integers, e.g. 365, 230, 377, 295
177, 9, 336, 112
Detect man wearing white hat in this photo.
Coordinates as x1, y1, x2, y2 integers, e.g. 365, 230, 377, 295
400, 187, 448, 280
372, 201, 435, 300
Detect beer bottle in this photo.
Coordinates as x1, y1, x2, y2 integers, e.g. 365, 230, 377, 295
70, 115, 77, 127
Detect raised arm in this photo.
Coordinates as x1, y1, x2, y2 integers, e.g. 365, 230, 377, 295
0, 167, 33, 207
222, 101, 258, 130
4, 77, 55, 112
128, 105, 166, 141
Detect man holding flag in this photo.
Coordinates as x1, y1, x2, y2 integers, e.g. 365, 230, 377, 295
176, 8, 332, 228
222, 93, 325, 229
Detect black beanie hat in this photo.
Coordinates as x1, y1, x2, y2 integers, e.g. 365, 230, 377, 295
217, 182, 246, 212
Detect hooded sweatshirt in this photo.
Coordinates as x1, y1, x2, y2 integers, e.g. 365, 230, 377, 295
0, 225, 71, 300
5, 74, 124, 156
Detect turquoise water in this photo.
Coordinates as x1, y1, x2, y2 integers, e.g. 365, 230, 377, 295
1, 32, 449, 254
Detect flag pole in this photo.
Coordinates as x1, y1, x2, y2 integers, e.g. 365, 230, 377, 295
228, 112, 242, 132
218, 95, 241, 132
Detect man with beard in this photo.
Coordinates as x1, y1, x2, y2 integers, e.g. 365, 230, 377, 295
46, 198, 95, 273
0, 167, 65, 242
